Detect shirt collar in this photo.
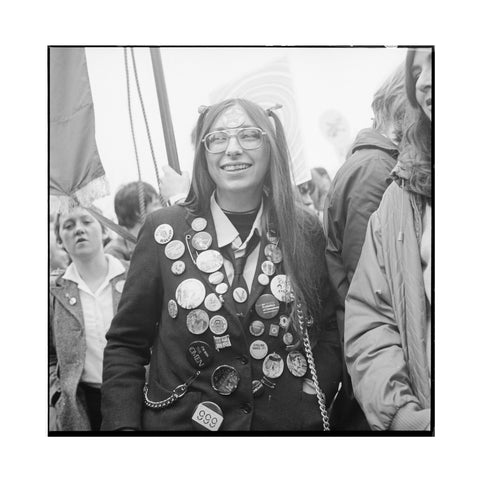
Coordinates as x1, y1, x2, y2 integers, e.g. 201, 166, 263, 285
63, 254, 125, 293
210, 192, 264, 249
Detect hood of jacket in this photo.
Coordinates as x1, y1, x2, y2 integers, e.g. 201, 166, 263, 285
349, 128, 399, 158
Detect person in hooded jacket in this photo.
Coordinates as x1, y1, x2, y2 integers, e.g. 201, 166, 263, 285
344, 48, 432, 431
323, 62, 408, 430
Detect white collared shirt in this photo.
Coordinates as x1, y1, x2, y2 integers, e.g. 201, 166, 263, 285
63, 254, 125, 386
210, 193, 264, 291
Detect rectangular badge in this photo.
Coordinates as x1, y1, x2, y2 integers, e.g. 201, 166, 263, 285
191, 404, 224, 431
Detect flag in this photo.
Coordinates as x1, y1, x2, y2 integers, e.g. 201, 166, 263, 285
49, 47, 109, 213
210, 57, 311, 185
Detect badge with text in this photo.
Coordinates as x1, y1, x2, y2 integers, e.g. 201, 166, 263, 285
175, 279, 206, 310
211, 365, 240, 395
191, 401, 224, 431
154, 224, 174, 245
270, 274, 292, 303
255, 294, 280, 319
187, 341, 213, 369
214, 334, 232, 351
249, 340, 268, 360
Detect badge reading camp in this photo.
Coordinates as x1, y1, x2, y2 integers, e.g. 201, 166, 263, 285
154, 224, 174, 245
211, 365, 240, 395
209, 315, 228, 335
186, 309, 210, 335
196, 250, 224, 274
171, 260, 186, 275
264, 244, 283, 264
208, 271, 224, 285
262, 353, 285, 379
204, 293, 222, 312
192, 231, 213, 251
176, 279, 206, 310
187, 341, 214, 369
191, 401, 224, 431
165, 240, 186, 260
168, 299, 178, 319
270, 274, 291, 303
191, 217, 207, 232
255, 294, 280, 319
286, 351, 308, 377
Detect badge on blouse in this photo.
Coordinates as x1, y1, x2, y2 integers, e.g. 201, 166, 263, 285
209, 315, 228, 335
262, 352, 284, 379
279, 315, 290, 330
154, 224, 174, 245
186, 309, 210, 335
261, 260, 275, 276
282, 332, 294, 345
211, 365, 240, 395
204, 293, 222, 312
175, 279, 206, 310
286, 351, 308, 377
215, 282, 228, 295
196, 250, 224, 273
187, 341, 214, 369
165, 240, 185, 260
191, 401, 224, 431
192, 231, 213, 251
191, 217, 207, 232
264, 244, 283, 264
168, 299, 178, 319
208, 271, 224, 285
270, 274, 292, 303
233, 287, 248, 304
258, 273, 269, 286
171, 260, 186, 275
67, 295, 77, 306
249, 340, 268, 360
255, 294, 280, 319
249, 320, 265, 337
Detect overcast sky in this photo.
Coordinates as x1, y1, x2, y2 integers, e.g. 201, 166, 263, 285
86, 46, 407, 218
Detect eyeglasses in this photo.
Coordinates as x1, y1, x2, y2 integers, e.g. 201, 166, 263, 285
202, 127, 266, 154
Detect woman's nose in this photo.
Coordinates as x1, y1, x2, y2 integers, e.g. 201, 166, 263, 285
225, 135, 242, 156
75, 224, 85, 235
418, 64, 432, 92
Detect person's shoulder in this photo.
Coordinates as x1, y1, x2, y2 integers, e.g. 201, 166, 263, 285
49, 268, 65, 290
147, 204, 188, 226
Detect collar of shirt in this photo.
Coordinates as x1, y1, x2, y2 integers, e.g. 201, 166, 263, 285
63, 254, 125, 296
210, 192, 264, 253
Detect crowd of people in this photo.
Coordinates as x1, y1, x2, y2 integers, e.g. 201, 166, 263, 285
49, 47, 432, 432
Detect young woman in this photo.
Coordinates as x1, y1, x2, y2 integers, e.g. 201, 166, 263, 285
49, 206, 128, 431
344, 48, 432, 431
101, 98, 342, 431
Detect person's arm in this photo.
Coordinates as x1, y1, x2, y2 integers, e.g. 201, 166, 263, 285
101, 214, 162, 431
345, 212, 430, 431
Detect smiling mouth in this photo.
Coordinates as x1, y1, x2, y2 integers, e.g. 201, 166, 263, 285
221, 163, 251, 172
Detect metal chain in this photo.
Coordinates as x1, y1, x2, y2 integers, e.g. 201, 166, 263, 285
296, 300, 331, 431
123, 48, 147, 224
130, 47, 167, 207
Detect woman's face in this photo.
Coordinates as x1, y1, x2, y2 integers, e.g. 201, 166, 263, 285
411, 49, 432, 120
58, 207, 105, 259
204, 105, 271, 199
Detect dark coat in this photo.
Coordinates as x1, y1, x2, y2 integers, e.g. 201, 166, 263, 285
323, 128, 398, 429
101, 205, 342, 432
49, 261, 129, 431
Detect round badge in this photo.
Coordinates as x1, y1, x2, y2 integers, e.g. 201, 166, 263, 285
171, 260, 186, 275
204, 293, 222, 312
283, 332, 294, 345
252, 380, 265, 398
211, 365, 240, 395
115, 280, 125, 293
168, 299, 178, 319
191, 217, 207, 232
192, 231, 212, 251
279, 315, 291, 330
270, 274, 292, 303
187, 341, 214, 369
264, 244, 283, 264
249, 320, 265, 337
164, 240, 185, 260
258, 273, 269, 286
249, 340, 268, 360
286, 351, 308, 377
192, 401, 224, 431
233, 287, 248, 304
186, 309, 210, 335
68, 297, 77, 306
215, 282, 228, 295
209, 315, 228, 335
208, 271, 224, 285
262, 352, 285, 379
154, 224, 174, 245
266, 230, 279, 244
196, 250, 224, 273
255, 294, 280, 319
261, 260, 276, 276
175, 279, 206, 310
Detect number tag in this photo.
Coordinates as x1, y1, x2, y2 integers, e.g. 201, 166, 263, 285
191, 403, 224, 431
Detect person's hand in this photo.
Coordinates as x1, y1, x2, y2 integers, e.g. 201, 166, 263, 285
159, 165, 190, 203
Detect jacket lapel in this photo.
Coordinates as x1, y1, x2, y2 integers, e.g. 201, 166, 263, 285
51, 278, 84, 329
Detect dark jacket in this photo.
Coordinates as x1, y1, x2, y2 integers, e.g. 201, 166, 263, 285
323, 128, 398, 429
49, 260, 129, 431
101, 205, 342, 432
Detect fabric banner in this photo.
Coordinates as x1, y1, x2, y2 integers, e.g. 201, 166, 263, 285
210, 57, 311, 185
49, 47, 109, 213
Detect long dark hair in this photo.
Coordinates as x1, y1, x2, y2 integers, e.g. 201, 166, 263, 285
184, 98, 328, 328
400, 49, 432, 199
